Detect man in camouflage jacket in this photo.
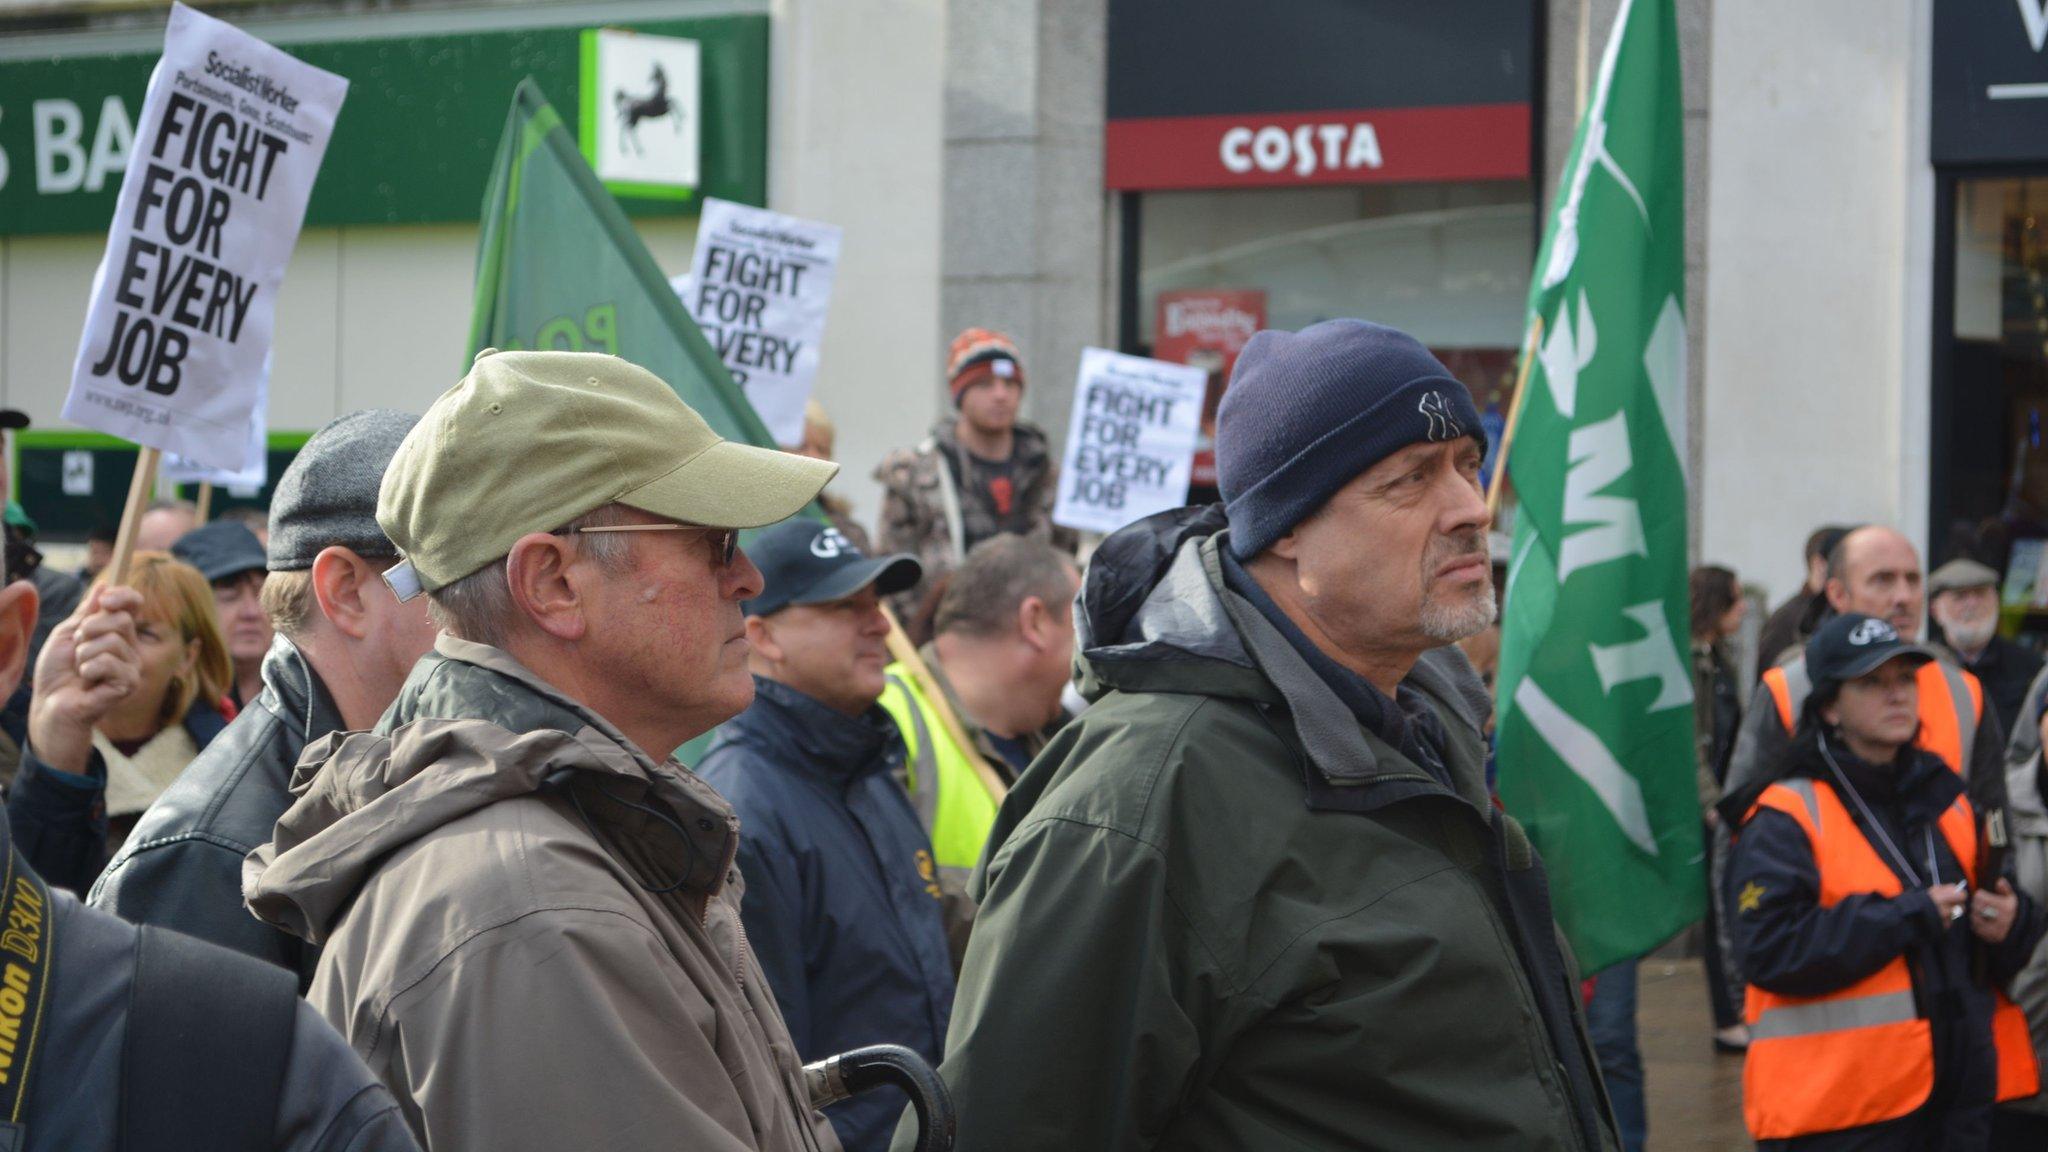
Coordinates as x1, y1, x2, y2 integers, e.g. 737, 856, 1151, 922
874, 329, 1075, 626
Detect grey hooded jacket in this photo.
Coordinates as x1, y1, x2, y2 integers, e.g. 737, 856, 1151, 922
245, 635, 840, 1152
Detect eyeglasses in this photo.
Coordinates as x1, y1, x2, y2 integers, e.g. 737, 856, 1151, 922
558, 521, 740, 567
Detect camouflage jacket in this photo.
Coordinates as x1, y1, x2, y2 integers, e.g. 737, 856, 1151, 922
873, 419, 1074, 620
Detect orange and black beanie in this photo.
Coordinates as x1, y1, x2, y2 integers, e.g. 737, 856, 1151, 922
946, 328, 1025, 403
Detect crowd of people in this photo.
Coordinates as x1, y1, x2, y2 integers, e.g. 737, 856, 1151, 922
3, 318, 2048, 1152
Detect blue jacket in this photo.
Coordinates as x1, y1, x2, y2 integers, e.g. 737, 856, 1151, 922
699, 677, 955, 1152
8, 699, 229, 894
1729, 730, 2045, 1115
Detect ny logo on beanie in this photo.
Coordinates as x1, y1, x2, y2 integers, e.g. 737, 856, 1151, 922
1417, 392, 1465, 442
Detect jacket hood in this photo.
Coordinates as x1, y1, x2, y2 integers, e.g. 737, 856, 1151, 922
1073, 504, 1271, 704
245, 634, 739, 944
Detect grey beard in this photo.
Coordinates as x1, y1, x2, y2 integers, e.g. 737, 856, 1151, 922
1944, 619, 1995, 652
1420, 585, 1498, 643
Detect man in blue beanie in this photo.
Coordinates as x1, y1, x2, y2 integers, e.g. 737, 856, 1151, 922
905, 320, 1622, 1152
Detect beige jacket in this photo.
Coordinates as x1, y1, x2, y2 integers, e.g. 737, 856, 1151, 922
245, 635, 840, 1152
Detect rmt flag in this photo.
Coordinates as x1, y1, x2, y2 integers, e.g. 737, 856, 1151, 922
65, 3, 345, 471
1494, 0, 1701, 975
469, 80, 777, 451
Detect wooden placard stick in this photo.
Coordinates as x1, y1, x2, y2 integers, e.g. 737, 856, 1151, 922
105, 446, 161, 586
880, 604, 1011, 804
1485, 313, 1546, 521
194, 481, 214, 523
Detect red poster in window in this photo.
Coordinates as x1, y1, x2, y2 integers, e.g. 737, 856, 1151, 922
1154, 290, 1266, 497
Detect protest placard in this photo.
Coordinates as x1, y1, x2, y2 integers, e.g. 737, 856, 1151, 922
162, 373, 269, 493
64, 3, 346, 475
1052, 347, 1206, 536
679, 197, 842, 445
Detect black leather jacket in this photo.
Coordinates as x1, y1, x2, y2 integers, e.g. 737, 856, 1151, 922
88, 635, 342, 991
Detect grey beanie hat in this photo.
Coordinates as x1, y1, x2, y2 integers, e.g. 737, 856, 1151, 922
268, 409, 421, 572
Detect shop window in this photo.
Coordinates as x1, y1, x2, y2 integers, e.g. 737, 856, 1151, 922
1133, 180, 1535, 500
1943, 177, 2048, 637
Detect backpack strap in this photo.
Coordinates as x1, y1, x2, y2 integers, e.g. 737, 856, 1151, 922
120, 925, 297, 1152
0, 848, 55, 1152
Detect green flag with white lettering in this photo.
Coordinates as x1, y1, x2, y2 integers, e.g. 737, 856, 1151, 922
1495, 0, 1702, 975
468, 79, 775, 448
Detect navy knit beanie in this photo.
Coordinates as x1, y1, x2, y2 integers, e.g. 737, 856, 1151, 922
1216, 319, 1484, 559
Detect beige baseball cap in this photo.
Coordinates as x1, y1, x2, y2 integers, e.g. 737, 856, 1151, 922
378, 349, 837, 593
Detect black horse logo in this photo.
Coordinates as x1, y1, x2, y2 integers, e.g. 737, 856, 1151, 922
615, 63, 682, 156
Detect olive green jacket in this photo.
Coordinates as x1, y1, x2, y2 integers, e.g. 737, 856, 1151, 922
904, 509, 1619, 1152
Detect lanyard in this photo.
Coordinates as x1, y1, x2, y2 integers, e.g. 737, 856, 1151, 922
1816, 730, 1942, 889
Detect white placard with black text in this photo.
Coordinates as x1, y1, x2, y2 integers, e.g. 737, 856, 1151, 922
64, 2, 346, 472
162, 370, 269, 489
680, 197, 843, 445
1052, 347, 1206, 536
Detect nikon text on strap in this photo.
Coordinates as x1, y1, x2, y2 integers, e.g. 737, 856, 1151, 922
0, 847, 54, 1152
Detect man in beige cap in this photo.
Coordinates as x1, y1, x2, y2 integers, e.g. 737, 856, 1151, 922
246, 350, 843, 1152
1930, 556, 2040, 735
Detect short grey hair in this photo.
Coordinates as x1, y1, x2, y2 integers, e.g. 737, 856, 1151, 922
934, 536, 1078, 640
428, 504, 636, 648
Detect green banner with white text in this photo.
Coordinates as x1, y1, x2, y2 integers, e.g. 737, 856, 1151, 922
1495, 0, 1702, 975
468, 78, 773, 449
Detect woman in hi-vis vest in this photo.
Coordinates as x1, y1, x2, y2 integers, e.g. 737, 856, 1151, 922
1728, 613, 2044, 1150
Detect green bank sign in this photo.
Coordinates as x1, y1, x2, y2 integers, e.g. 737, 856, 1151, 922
0, 12, 767, 235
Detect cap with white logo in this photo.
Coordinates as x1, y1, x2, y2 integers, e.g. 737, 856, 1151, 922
744, 519, 922, 618
1805, 612, 1938, 694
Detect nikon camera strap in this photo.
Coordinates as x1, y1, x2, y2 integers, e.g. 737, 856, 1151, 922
0, 846, 55, 1152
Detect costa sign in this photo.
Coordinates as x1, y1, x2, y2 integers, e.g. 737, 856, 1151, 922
1105, 104, 1529, 191
1105, 0, 1532, 193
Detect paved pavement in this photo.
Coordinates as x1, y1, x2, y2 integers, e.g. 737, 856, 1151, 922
1641, 958, 1752, 1150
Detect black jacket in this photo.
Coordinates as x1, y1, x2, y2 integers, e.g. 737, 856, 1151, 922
88, 635, 337, 990
26, 855, 417, 1150
7, 699, 228, 894
1943, 635, 2045, 742
1729, 730, 2045, 1110
699, 678, 955, 1152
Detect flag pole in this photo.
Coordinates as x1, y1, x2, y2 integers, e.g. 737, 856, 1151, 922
1485, 313, 1545, 520
106, 446, 161, 585
881, 605, 1010, 804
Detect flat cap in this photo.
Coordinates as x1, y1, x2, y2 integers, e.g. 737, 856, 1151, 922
269, 409, 420, 572
1927, 558, 1999, 597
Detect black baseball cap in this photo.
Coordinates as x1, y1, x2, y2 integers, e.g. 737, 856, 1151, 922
1805, 613, 1938, 696
171, 520, 267, 584
743, 520, 921, 618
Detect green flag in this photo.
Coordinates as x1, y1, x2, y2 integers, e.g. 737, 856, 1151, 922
1494, 0, 1702, 974
469, 79, 776, 448
469, 80, 799, 765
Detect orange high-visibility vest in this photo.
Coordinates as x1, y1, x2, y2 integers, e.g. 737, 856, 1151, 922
1761, 657, 1982, 775
1742, 778, 2040, 1140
